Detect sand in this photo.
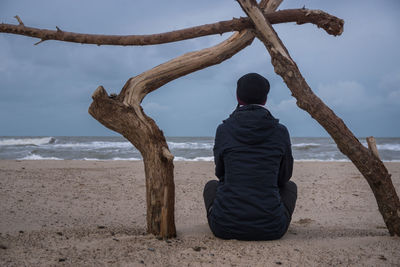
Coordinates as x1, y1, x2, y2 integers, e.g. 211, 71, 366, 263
0, 160, 399, 266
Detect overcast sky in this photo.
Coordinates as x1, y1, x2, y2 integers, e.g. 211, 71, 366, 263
1, 0, 399, 137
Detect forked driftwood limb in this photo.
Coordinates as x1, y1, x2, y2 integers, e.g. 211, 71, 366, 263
0, 8, 343, 46
237, 0, 400, 236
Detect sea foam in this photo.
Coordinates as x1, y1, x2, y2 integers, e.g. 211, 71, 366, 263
174, 156, 214, 161
292, 143, 320, 149
377, 144, 400, 151
53, 141, 132, 149
168, 142, 213, 150
0, 137, 55, 146
83, 157, 141, 161
18, 153, 62, 160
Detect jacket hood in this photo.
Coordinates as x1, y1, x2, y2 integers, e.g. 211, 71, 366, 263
224, 105, 279, 145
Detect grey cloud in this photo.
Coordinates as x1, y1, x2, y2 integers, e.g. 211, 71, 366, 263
0, 0, 399, 137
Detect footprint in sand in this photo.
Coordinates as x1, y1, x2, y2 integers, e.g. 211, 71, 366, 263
295, 218, 314, 225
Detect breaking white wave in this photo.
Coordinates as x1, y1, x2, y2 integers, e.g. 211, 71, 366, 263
295, 158, 400, 162
377, 144, 400, 151
83, 156, 213, 161
0, 137, 55, 146
18, 153, 62, 160
111, 157, 141, 161
83, 157, 141, 161
53, 141, 132, 149
53, 141, 214, 150
168, 142, 213, 150
174, 156, 214, 161
83, 158, 104, 161
292, 143, 320, 149
295, 158, 350, 162
361, 142, 400, 152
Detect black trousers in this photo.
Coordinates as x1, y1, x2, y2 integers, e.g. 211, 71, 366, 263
203, 179, 297, 224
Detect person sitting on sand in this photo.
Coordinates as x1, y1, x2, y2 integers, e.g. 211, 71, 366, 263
203, 73, 297, 241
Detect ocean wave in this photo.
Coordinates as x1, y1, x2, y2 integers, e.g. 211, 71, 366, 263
295, 158, 400, 162
0, 137, 55, 146
361, 142, 400, 152
168, 142, 213, 150
294, 158, 350, 162
292, 143, 320, 150
53, 141, 132, 149
54, 141, 214, 150
82, 156, 213, 161
377, 144, 400, 151
174, 156, 214, 161
83, 157, 141, 161
18, 153, 62, 160
111, 157, 141, 161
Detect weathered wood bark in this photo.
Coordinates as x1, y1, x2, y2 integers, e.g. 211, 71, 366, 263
237, 0, 400, 236
367, 136, 380, 159
87, 0, 284, 238
89, 86, 176, 237
0, 9, 343, 46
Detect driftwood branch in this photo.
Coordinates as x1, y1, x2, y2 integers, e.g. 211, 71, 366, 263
119, 0, 284, 107
0, 9, 343, 46
367, 136, 380, 159
120, 31, 254, 106
237, 0, 400, 236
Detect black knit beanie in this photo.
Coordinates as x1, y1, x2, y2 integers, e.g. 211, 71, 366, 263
236, 73, 270, 105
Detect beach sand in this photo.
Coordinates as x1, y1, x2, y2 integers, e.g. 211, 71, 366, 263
0, 160, 399, 266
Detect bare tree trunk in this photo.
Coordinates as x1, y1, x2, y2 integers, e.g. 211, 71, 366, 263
237, 0, 400, 236
88, 86, 176, 237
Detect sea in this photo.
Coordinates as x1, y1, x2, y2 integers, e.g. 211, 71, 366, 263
0, 136, 399, 162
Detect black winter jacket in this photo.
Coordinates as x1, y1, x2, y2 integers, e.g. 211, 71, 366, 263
209, 105, 293, 240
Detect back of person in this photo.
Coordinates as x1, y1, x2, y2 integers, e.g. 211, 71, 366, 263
203, 73, 297, 241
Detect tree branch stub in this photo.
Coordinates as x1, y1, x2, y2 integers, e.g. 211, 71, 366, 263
367, 136, 380, 159
14, 15, 24, 26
